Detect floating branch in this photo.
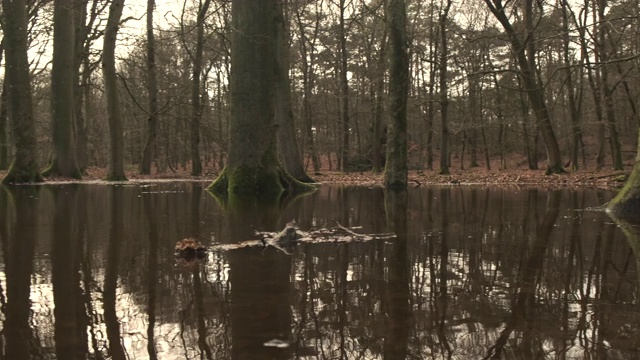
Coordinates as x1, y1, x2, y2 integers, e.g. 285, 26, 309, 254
177, 221, 397, 259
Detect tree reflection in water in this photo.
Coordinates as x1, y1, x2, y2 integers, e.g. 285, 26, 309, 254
0, 184, 637, 359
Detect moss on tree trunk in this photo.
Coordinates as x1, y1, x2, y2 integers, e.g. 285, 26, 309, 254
606, 141, 640, 215
2, 0, 43, 185
207, 0, 314, 202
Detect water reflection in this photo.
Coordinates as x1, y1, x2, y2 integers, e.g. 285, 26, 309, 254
0, 183, 637, 359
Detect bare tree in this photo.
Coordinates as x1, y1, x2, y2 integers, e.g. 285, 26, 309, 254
103, 0, 127, 181
384, 0, 409, 188
484, 0, 565, 174
140, 0, 159, 174
208, 0, 313, 200
43, 0, 82, 179
2, 0, 44, 184
438, 0, 452, 175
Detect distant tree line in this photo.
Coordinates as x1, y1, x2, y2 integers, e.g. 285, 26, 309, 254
0, 0, 639, 183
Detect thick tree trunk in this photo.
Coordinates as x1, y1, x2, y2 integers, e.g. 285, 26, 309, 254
102, 0, 127, 181
2, 0, 43, 184
73, 0, 88, 173
44, 0, 82, 179
208, 0, 313, 201
384, 0, 409, 189
189, 0, 211, 176
140, 0, 159, 175
607, 131, 640, 215
275, 3, 313, 183
485, 0, 565, 174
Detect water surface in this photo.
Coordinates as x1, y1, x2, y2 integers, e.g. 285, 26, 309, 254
0, 183, 638, 359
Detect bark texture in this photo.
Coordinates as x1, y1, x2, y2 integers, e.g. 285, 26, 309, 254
102, 0, 127, 181
44, 0, 82, 179
606, 133, 640, 215
384, 0, 409, 189
208, 0, 314, 201
140, 0, 159, 174
2, 0, 44, 184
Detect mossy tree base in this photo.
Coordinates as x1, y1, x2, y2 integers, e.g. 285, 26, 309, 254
106, 174, 128, 182
606, 160, 640, 216
2, 163, 44, 185
545, 164, 567, 175
207, 164, 316, 204
42, 159, 82, 179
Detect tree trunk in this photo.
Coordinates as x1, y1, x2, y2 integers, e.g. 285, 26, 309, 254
294, 4, 321, 173
597, 0, 623, 170
102, 0, 127, 181
275, 3, 313, 183
561, 0, 583, 170
372, 28, 387, 173
438, 0, 452, 175
384, 0, 408, 189
2, 0, 43, 184
73, 0, 88, 173
425, 3, 437, 171
0, 81, 9, 170
44, 0, 81, 179
140, 0, 159, 175
189, 0, 211, 176
338, 0, 350, 171
607, 131, 640, 215
208, 0, 313, 201
485, 0, 565, 174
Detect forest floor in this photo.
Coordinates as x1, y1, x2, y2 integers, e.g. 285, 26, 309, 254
0, 154, 631, 189
42, 165, 628, 189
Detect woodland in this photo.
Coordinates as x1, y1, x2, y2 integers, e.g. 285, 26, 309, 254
0, 0, 640, 203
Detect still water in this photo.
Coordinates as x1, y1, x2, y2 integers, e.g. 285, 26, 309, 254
0, 183, 638, 359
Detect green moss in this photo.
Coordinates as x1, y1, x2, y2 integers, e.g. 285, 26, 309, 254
2, 161, 44, 185
607, 162, 640, 215
207, 168, 229, 195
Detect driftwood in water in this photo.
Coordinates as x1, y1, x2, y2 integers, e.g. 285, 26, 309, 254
189, 221, 396, 256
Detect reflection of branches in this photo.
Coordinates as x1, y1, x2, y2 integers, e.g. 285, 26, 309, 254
484, 191, 561, 359
193, 267, 213, 360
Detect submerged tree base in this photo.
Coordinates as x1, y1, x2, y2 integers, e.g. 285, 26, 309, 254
207, 164, 316, 204
545, 163, 567, 175
2, 164, 44, 185
606, 162, 640, 216
42, 160, 82, 180
106, 174, 128, 182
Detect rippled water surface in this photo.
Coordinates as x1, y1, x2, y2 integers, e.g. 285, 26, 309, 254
1, 183, 639, 359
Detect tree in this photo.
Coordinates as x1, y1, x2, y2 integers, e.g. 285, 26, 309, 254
208, 0, 313, 201
140, 0, 159, 175
275, 1, 314, 183
103, 0, 127, 181
188, 0, 212, 176
337, 0, 351, 171
2, 0, 44, 184
384, 0, 408, 189
43, 0, 82, 179
484, 0, 565, 174
438, 0, 452, 175
606, 137, 640, 215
